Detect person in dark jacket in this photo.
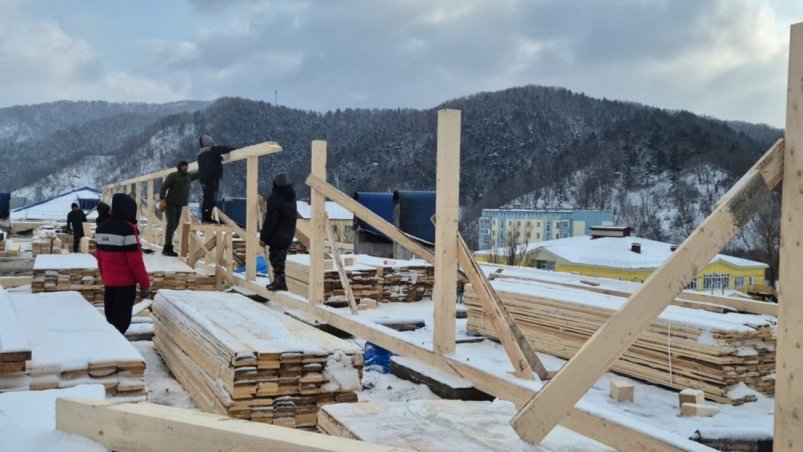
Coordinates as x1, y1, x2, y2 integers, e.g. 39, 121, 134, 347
96, 201, 111, 225
159, 160, 197, 256
259, 173, 297, 291
95, 193, 151, 334
197, 135, 236, 223
66, 203, 87, 252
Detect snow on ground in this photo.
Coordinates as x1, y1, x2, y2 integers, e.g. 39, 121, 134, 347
0, 385, 106, 452
131, 341, 195, 409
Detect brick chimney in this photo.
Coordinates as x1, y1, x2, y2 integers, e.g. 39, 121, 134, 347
631, 242, 641, 254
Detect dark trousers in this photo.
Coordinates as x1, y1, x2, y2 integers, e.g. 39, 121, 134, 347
72, 230, 83, 253
104, 285, 136, 334
201, 180, 219, 221
164, 204, 182, 248
269, 247, 288, 284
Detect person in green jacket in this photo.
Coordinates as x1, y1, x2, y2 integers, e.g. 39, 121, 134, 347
159, 160, 197, 256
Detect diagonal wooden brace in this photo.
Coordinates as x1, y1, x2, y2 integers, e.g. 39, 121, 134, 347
511, 139, 784, 445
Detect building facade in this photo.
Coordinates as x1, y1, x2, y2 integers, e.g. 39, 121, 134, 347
478, 209, 614, 250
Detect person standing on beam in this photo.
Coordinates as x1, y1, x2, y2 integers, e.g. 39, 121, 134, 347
259, 173, 297, 291
197, 135, 236, 223
159, 160, 196, 257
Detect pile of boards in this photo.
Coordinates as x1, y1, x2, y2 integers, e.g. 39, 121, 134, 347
31, 254, 216, 307
285, 254, 381, 307
0, 289, 146, 398
285, 254, 435, 305
353, 255, 434, 302
152, 290, 363, 429
31, 237, 63, 255
464, 270, 776, 404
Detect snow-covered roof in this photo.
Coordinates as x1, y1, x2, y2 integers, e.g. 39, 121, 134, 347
476, 235, 768, 270
296, 200, 353, 220
11, 187, 100, 221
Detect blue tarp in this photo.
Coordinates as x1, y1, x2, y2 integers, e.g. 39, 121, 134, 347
235, 255, 269, 275
393, 190, 436, 243
353, 192, 394, 241
364, 342, 393, 373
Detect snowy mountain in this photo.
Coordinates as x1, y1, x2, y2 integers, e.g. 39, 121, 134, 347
5, 87, 782, 252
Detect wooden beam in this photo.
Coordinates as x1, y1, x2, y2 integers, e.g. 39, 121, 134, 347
457, 234, 547, 380
106, 141, 282, 187
215, 208, 265, 257
775, 21, 803, 452
188, 235, 216, 268
326, 215, 359, 315
56, 398, 391, 452
305, 175, 435, 262
309, 140, 327, 305
246, 155, 259, 281
232, 277, 709, 452
146, 179, 155, 243
433, 109, 460, 355
511, 139, 784, 445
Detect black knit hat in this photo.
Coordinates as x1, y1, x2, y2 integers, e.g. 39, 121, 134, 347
273, 173, 291, 187
71, 203, 79, 209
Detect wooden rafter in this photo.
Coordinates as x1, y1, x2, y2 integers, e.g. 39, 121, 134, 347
511, 138, 784, 445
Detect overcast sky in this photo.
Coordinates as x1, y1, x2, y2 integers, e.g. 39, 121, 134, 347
0, 0, 800, 127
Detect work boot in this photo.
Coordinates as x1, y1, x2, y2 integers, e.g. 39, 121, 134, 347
266, 277, 287, 291
162, 244, 178, 257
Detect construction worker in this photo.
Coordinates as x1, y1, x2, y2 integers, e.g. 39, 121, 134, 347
197, 135, 236, 223
66, 202, 87, 253
95, 193, 151, 334
159, 160, 196, 257
259, 173, 297, 291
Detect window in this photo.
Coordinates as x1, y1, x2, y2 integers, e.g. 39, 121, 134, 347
735, 277, 745, 289
686, 278, 698, 290
536, 233, 541, 239
703, 274, 730, 290
537, 222, 541, 227
78, 198, 98, 210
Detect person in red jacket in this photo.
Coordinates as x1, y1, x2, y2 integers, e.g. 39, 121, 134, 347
95, 193, 151, 334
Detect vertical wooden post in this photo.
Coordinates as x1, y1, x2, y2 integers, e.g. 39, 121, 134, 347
309, 140, 327, 304
433, 109, 461, 355
135, 181, 142, 223
775, 21, 803, 452
179, 207, 191, 257
245, 155, 259, 281
216, 230, 225, 290
146, 178, 155, 243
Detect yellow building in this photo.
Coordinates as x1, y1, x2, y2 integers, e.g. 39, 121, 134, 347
295, 200, 354, 244
475, 226, 767, 293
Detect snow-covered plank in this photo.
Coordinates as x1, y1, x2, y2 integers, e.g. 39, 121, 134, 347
33, 253, 97, 270
0, 289, 31, 363
775, 20, 803, 452
511, 138, 784, 445
57, 398, 392, 452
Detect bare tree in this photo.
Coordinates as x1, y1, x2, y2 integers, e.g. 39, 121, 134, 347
744, 192, 781, 287
505, 221, 534, 266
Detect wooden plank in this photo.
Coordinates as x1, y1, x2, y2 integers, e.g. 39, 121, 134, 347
326, 215, 358, 315
456, 234, 547, 380
246, 155, 259, 281
234, 277, 707, 452
108, 141, 282, 186
433, 109, 460, 355
309, 140, 327, 305
56, 398, 393, 452
305, 175, 435, 262
215, 208, 265, 257
188, 235, 216, 268
0, 276, 33, 287
511, 139, 784, 445
775, 21, 803, 452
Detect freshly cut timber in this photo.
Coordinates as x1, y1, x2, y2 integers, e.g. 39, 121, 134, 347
0, 289, 146, 398
152, 289, 363, 429
464, 276, 776, 405
285, 254, 380, 307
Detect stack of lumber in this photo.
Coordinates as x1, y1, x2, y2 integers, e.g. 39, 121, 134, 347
152, 290, 362, 428
288, 239, 308, 255
79, 237, 97, 255
354, 255, 434, 302
31, 237, 63, 255
31, 254, 103, 305
464, 276, 776, 404
285, 254, 380, 307
31, 254, 217, 306
57, 233, 73, 251
0, 289, 146, 398
0, 257, 34, 277
0, 239, 21, 257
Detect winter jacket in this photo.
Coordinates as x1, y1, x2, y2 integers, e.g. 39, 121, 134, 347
260, 184, 297, 249
96, 202, 111, 225
95, 194, 150, 289
160, 169, 197, 207
66, 208, 87, 233
197, 135, 236, 185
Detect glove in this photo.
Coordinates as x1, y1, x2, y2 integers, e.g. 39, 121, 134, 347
159, 199, 166, 212
259, 240, 266, 247
140, 288, 152, 299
